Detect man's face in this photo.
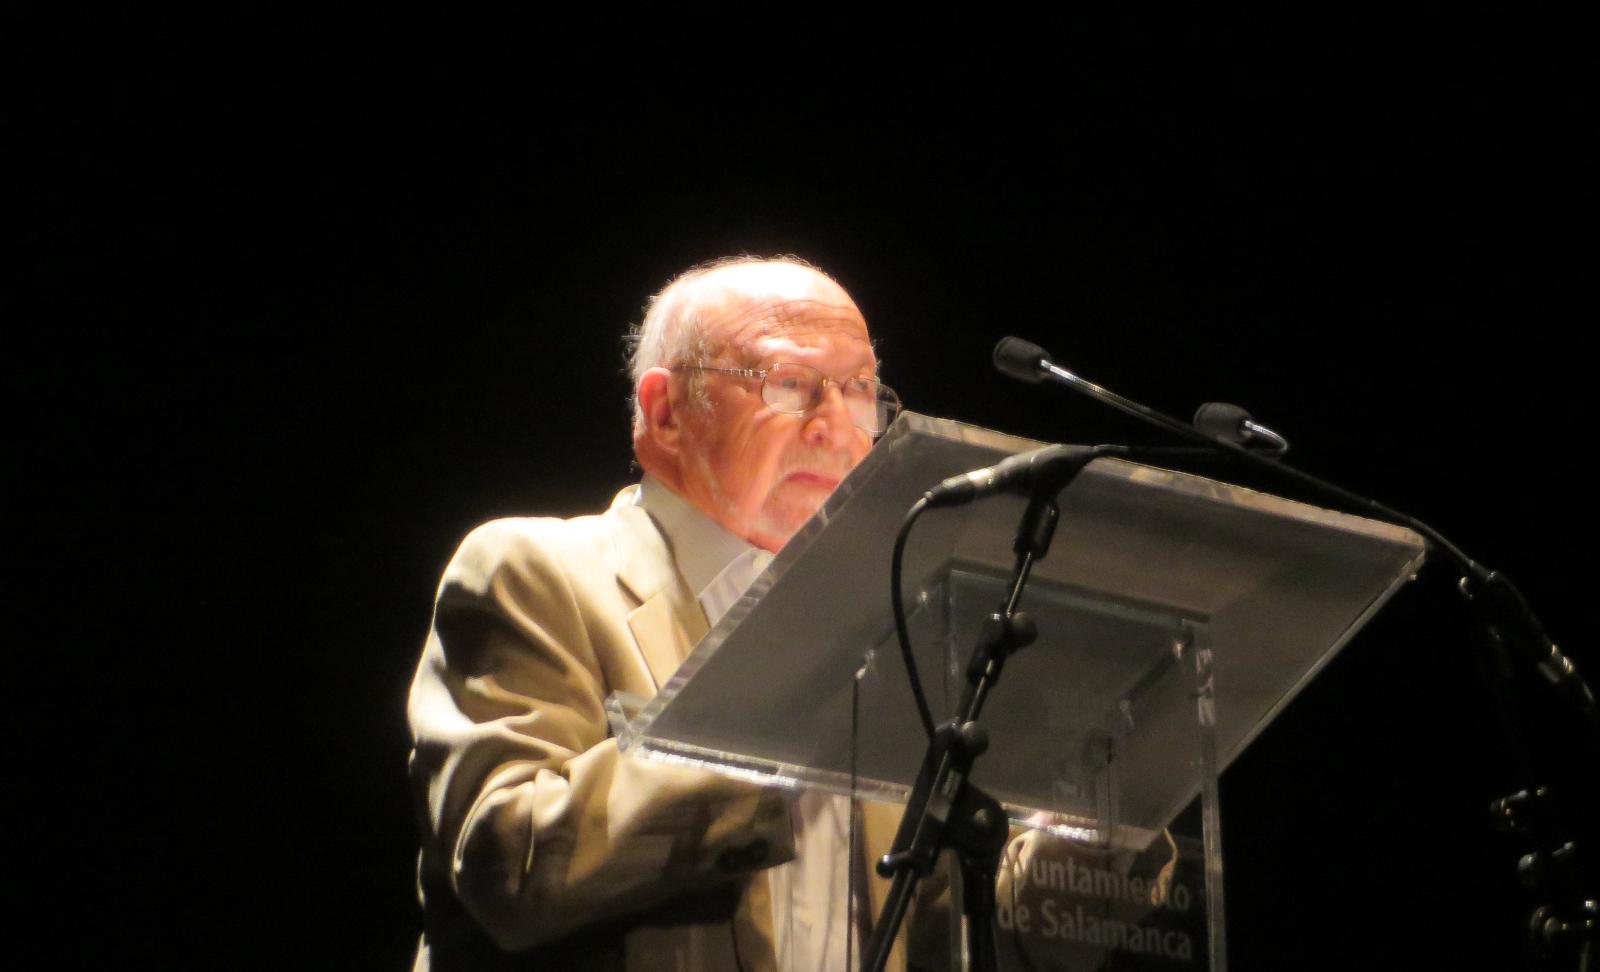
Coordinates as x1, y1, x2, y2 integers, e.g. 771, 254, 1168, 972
675, 269, 877, 552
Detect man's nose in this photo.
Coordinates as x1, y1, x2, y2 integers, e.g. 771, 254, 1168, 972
801, 382, 858, 451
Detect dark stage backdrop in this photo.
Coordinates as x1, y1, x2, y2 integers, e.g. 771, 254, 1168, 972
20, 10, 1594, 970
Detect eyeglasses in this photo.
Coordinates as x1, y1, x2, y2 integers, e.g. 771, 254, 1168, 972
675, 361, 902, 437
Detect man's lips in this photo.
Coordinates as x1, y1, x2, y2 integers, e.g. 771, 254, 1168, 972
785, 471, 842, 490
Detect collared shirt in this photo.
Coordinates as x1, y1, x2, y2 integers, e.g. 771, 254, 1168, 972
636, 477, 861, 972
636, 476, 774, 625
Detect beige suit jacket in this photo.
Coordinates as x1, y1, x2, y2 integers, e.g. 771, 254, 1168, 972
407, 488, 916, 971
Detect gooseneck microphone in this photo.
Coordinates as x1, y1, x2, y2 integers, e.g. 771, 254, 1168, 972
923, 444, 1098, 508
993, 336, 1238, 449
991, 336, 1052, 384
1193, 401, 1290, 454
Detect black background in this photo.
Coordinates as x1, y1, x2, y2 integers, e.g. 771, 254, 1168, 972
19, 9, 1595, 970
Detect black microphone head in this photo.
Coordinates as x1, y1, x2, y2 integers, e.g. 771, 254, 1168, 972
993, 337, 1051, 384
1193, 401, 1252, 442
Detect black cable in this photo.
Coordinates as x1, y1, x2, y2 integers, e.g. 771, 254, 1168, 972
848, 659, 862, 972
892, 495, 937, 739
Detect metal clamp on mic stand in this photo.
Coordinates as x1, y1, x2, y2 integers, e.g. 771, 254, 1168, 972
866, 446, 1099, 972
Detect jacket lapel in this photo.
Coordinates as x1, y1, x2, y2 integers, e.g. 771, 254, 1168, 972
605, 487, 710, 692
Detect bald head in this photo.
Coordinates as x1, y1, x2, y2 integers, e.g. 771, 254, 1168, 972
628, 257, 863, 430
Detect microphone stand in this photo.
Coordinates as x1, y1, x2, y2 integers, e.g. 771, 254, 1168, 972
864, 475, 1083, 972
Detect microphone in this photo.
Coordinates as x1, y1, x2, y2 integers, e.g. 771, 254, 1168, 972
992, 336, 1051, 384
993, 336, 1210, 445
1193, 401, 1290, 454
924, 444, 1097, 508
995, 335, 1293, 458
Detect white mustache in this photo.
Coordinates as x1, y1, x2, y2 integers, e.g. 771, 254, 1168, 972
780, 449, 853, 480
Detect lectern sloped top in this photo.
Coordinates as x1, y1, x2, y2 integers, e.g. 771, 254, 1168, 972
614, 412, 1425, 833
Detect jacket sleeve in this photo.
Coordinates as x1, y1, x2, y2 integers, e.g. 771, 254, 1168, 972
407, 518, 794, 952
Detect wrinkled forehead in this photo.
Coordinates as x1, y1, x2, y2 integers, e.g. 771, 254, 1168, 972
687, 267, 870, 359
709, 296, 871, 351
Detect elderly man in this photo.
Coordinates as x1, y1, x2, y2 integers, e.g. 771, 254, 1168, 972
407, 257, 913, 971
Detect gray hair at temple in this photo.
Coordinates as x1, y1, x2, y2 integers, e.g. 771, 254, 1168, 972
625, 254, 833, 433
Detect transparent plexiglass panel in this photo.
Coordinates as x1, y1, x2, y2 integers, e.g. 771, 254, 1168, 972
615, 412, 1424, 830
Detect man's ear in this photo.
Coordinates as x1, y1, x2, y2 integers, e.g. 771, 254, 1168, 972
636, 367, 681, 453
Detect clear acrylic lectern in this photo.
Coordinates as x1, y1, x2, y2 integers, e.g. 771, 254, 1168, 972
610, 412, 1426, 971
